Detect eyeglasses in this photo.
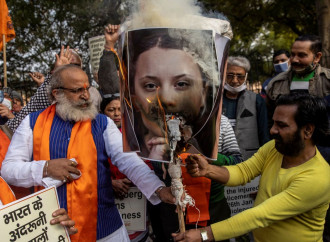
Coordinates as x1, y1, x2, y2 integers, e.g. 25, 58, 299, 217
57, 85, 91, 95
226, 73, 247, 82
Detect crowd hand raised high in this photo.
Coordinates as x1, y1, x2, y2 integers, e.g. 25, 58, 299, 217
147, 137, 170, 161
112, 178, 132, 199
104, 24, 120, 50
0, 104, 14, 119
29, 72, 45, 87
185, 154, 210, 178
54, 46, 72, 71
43, 158, 80, 183
50, 208, 78, 235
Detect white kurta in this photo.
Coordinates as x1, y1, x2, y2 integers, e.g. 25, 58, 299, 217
1, 115, 164, 205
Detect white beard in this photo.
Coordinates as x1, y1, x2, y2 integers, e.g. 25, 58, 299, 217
55, 93, 98, 122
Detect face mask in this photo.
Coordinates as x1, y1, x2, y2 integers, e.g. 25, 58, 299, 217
274, 61, 289, 73
293, 57, 317, 76
2, 98, 12, 110
224, 82, 247, 93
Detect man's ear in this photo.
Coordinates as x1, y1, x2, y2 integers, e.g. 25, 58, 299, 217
303, 124, 315, 140
314, 52, 322, 64
52, 89, 59, 100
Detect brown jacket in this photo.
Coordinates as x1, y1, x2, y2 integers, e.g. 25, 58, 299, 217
266, 65, 330, 118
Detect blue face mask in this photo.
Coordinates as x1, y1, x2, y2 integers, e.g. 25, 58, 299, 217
274, 61, 289, 73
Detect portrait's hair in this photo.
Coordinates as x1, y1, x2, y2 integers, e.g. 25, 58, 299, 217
276, 93, 329, 145
227, 56, 251, 72
128, 28, 215, 92
273, 49, 290, 61
295, 35, 322, 55
48, 64, 82, 102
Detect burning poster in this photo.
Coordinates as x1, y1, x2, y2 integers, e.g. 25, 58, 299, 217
119, 27, 230, 162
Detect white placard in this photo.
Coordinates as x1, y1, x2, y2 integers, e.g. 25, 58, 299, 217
88, 35, 105, 74
0, 186, 70, 242
115, 187, 146, 232
225, 176, 260, 215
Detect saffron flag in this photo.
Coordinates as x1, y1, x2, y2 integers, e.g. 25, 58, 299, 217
0, 0, 15, 50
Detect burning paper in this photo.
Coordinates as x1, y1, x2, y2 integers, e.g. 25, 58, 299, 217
120, 27, 229, 162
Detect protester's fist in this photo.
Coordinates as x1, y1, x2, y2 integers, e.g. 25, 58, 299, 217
157, 186, 176, 204
104, 24, 120, 50
185, 154, 209, 177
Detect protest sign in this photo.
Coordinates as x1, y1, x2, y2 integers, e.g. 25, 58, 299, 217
225, 176, 259, 216
88, 35, 105, 74
115, 187, 146, 232
0, 186, 70, 242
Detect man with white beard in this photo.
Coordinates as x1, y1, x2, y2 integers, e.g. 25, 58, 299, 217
1, 64, 176, 242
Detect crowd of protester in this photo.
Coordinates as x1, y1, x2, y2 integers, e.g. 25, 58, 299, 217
0, 21, 329, 242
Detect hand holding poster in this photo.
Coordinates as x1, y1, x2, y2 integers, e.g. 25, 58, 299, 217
0, 186, 70, 242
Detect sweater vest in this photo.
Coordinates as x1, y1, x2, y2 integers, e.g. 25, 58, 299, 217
30, 111, 122, 240
235, 91, 260, 160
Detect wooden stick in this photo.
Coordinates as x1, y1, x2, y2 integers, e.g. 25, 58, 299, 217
3, 34, 8, 87
177, 204, 185, 233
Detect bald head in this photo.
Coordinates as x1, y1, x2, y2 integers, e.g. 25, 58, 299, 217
49, 64, 88, 102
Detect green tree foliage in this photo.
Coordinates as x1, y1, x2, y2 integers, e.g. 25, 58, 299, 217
200, 0, 317, 82
0, 0, 319, 93
1, 0, 128, 93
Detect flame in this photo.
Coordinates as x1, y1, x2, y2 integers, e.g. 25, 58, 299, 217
171, 115, 174, 120
156, 88, 169, 144
146, 98, 151, 103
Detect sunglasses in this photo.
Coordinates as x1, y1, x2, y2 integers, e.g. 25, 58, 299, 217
226, 73, 247, 82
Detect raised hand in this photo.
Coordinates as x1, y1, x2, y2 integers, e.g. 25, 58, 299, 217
104, 24, 120, 50
54, 46, 72, 71
29, 72, 45, 87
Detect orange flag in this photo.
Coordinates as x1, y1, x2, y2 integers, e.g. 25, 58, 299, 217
0, 0, 15, 50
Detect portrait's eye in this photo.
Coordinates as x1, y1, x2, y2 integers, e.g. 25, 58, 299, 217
143, 82, 158, 91
175, 80, 190, 90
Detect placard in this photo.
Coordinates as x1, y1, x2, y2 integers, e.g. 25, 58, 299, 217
88, 35, 105, 73
115, 187, 146, 232
0, 186, 70, 242
225, 176, 260, 215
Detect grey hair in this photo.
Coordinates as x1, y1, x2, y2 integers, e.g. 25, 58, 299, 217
47, 64, 82, 103
227, 56, 251, 72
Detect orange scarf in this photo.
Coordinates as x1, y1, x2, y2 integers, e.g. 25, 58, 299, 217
33, 105, 98, 242
180, 153, 211, 226
0, 129, 10, 169
0, 176, 16, 205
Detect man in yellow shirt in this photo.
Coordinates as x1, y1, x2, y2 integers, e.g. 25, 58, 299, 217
173, 93, 330, 242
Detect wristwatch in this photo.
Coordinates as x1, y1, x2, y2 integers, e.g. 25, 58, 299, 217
200, 229, 209, 242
